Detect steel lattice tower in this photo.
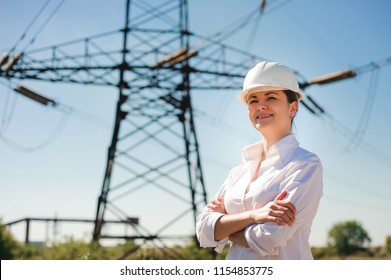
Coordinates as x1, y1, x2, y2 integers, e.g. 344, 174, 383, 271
92, 0, 210, 242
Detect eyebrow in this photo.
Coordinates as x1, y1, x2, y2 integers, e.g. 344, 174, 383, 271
248, 91, 279, 100
265, 91, 279, 96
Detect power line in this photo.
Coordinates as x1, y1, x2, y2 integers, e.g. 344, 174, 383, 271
205, 7, 260, 44
195, 0, 294, 138
319, 113, 391, 169
0, 81, 17, 134
0, 81, 111, 152
325, 171, 391, 201
8, 0, 52, 54
57, 105, 112, 130
323, 193, 391, 213
20, 0, 66, 53
354, 57, 391, 75
266, 0, 294, 14
343, 67, 380, 152
194, 0, 293, 49
245, 10, 263, 52
282, 6, 344, 65
195, 108, 257, 143
305, 57, 391, 167
0, 109, 70, 153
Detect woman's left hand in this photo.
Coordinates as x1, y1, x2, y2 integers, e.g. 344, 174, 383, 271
206, 197, 227, 214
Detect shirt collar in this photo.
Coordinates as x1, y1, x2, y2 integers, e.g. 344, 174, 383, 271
242, 134, 299, 164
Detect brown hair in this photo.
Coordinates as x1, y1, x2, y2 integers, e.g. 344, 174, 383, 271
283, 90, 299, 128
283, 90, 299, 104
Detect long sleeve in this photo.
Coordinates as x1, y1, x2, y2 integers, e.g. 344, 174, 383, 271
244, 157, 323, 257
196, 166, 242, 253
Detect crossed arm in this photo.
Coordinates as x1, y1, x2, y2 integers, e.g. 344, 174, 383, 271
206, 191, 296, 247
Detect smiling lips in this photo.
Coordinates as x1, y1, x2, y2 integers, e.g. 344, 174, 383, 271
256, 114, 273, 119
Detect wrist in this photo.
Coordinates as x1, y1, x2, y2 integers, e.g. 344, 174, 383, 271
249, 209, 257, 224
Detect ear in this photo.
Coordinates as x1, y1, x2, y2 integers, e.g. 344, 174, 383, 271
289, 101, 299, 118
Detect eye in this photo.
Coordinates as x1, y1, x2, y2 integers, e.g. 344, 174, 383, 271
267, 96, 276, 101
248, 99, 258, 104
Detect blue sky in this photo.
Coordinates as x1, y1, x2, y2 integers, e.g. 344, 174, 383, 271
1, 0, 391, 248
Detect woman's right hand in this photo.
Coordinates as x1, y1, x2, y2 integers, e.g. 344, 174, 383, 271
251, 191, 296, 226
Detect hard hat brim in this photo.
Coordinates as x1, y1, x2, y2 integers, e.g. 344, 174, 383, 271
237, 84, 304, 105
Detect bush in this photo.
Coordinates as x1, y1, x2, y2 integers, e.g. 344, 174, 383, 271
34, 238, 140, 260
0, 229, 226, 260
311, 246, 332, 260
0, 223, 22, 259
386, 235, 391, 254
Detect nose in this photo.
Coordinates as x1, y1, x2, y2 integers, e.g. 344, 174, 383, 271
256, 101, 267, 110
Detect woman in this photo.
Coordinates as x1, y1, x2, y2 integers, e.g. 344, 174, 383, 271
196, 61, 323, 260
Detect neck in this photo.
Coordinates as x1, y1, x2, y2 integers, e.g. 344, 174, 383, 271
261, 131, 291, 154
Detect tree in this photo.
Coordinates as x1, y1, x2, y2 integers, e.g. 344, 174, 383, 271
327, 220, 371, 256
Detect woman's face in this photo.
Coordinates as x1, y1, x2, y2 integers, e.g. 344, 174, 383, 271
247, 90, 298, 136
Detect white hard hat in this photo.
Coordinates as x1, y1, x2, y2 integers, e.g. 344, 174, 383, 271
237, 61, 304, 105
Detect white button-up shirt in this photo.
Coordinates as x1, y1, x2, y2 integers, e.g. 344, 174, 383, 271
196, 134, 323, 259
